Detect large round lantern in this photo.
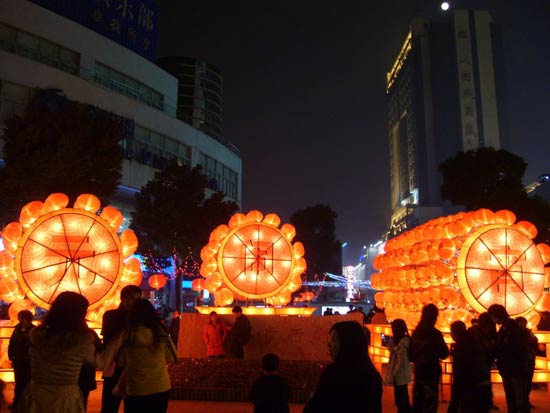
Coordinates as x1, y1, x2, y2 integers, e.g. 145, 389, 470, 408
200, 210, 306, 303
372, 208, 550, 329
0, 193, 142, 319
148, 273, 167, 290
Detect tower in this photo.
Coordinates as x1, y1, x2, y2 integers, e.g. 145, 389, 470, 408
386, 9, 503, 236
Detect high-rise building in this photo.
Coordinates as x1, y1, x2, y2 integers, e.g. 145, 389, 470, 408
386, 9, 503, 236
158, 57, 224, 141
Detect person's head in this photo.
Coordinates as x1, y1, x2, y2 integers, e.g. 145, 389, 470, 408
391, 318, 409, 343
515, 316, 528, 329
450, 320, 467, 342
209, 311, 219, 324
262, 353, 280, 374
487, 304, 508, 325
44, 291, 89, 334
471, 318, 479, 326
129, 298, 161, 331
328, 321, 368, 363
232, 306, 243, 318
358, 306, 364, 313
120, 285, 142, 312
478, 312, 496, 333
418, 303, 439, 327
17, 310, 33, 326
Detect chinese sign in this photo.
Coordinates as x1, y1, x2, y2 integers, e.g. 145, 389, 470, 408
30, 0, 158, 61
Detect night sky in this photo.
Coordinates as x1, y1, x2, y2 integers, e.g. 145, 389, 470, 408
155, 0, 550, 265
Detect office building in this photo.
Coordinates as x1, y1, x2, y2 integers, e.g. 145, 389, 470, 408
386, 9, 503, 236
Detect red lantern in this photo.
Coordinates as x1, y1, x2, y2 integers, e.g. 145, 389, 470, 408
148, 274, 167, 290
191, 278, 205, 291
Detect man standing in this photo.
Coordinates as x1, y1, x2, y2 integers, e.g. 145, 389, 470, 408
100, 285, 142, 413
488, 304, 530, 413
409, 303, 449, 413
225, 306, 251, 359
8, 310, 34, 410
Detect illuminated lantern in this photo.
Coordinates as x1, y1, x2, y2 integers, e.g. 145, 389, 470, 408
200, 211, 307, 303
537, 243, 550, 264
120, 230, 139, 258
148, 274, 167, 290
0, 250, 13, 274
303, 291, 314, 302
43, 193, 69, 213
209, 225, 229, 242
246, 210, 263, 222
214, 288, 234, 307
515, 221, 538, 239
19, 201, 44, 229
0, 277, 23, 303
494, 209, 516, 225
372, 208, 550, 328
263, 213, 281, 227
100, 206, 124, 231
121, 258, 143, 285
191, 278, 205, 291
4, 193, 141, 315
1, 222, 23, 254
74, 194, 101, 213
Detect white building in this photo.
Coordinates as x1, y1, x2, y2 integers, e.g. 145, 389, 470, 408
0, 0, 242, 222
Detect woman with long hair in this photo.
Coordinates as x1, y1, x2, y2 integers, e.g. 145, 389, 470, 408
16, 291, 95, 413
303, 320, 383, 413
203, 311, 226, 358
385, 318, 412, 413
116, 298, 177, 413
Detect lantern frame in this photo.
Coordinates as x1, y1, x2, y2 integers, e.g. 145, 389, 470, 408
456, 224, 546, 317
14, 208, 124, 311
216, 222, 296, 299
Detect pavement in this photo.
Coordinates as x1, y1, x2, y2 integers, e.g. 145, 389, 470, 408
4, 381, 549, 413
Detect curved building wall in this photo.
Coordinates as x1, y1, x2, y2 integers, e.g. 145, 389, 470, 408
158, 57, 224, 141
0, 0, 241, 219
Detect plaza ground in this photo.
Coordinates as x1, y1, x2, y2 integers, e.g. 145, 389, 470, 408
4, 381, 549, 413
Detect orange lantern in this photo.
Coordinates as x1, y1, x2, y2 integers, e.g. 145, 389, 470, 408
372, 208, 550, 327
100, 206, 124, 231
43, 193, 69, 213
191, 278, 205, 291
200, 211, 307, 303
74, 194, 101, 213
148, 274, 167, 290
4, 193, 141, 314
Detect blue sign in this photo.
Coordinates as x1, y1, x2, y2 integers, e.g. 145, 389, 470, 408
29, 0, 158, 61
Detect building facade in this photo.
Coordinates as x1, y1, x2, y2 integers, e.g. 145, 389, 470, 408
0, 0, 242, 224
158, 56, 224, 142
386, 10, 503, 236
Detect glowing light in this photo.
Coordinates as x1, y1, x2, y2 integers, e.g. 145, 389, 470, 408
441, 2, 450, 11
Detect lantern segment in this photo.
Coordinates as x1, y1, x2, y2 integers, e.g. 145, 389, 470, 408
200, 210, 307, 307
372, 209, 550, 330
0, 193, 143, 324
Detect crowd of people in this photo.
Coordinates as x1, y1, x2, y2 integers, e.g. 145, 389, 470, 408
4, 293, 547, 413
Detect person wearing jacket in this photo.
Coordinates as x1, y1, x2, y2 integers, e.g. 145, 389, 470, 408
385, 318, 412, 413
409, 304, 449, 413
116, 298, 177, 413
203, 311, 226, 358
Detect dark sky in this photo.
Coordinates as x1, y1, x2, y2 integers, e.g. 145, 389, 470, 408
155, 0, 550, 265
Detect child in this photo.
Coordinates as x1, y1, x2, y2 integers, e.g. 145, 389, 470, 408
250, 353, 290, 413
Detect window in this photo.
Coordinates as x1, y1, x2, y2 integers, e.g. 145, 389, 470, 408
198, 152, 239, 200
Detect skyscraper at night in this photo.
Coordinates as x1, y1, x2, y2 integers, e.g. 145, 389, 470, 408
386, 9, 504, 236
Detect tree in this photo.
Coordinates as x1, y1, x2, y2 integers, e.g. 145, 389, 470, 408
439, 147, 550, 243
0, 89, 123, 226
439, 147, 526, 210
131, 160, 239, 310
130, 159, 239, 257
290, 204, 342, 281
